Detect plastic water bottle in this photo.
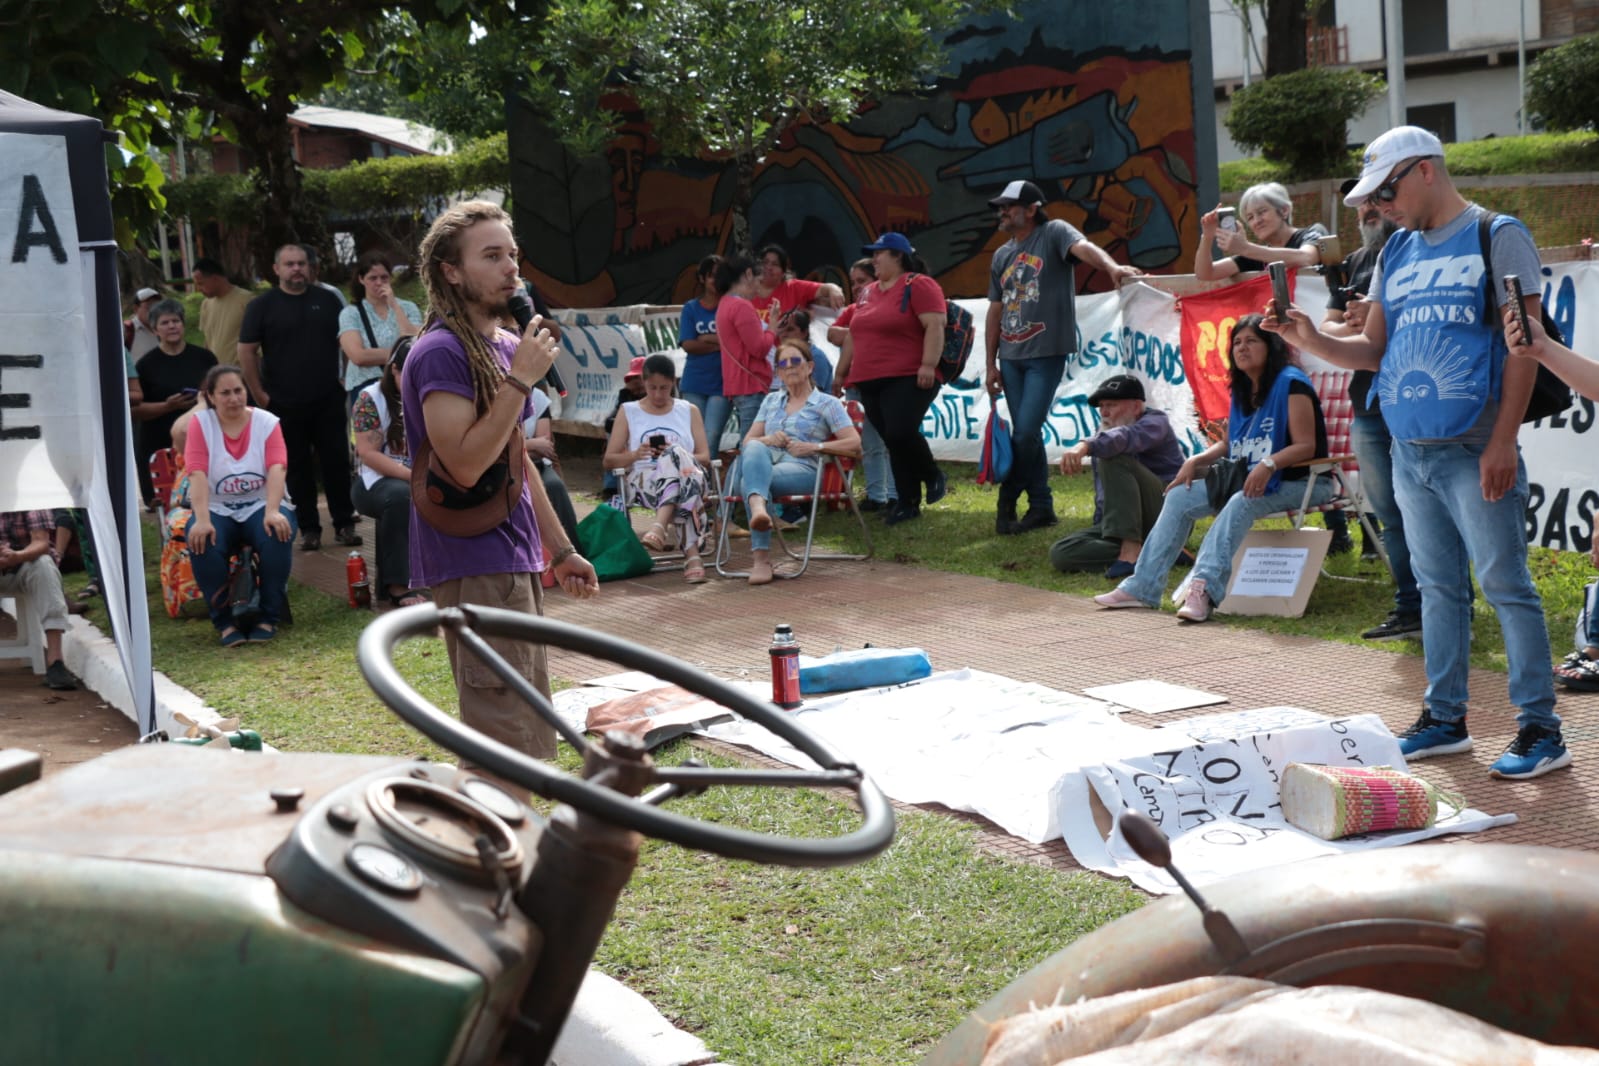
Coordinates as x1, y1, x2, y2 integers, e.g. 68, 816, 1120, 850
769, 624, 802, 709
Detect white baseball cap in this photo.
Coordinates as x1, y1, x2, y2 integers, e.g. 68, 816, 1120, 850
1343, 126, 1445, 206
135, 287, 160, 302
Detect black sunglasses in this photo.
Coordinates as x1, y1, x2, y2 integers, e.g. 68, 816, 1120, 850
1371, 157, 1425, 203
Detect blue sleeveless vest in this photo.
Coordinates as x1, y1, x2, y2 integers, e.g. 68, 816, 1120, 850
1229, 364, 1306, 497
1376, 215, 1513, 440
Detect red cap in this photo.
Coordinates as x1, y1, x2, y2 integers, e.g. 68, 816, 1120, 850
624, 356, 647, 380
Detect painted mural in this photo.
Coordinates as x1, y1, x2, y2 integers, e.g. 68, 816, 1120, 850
509, 2, 1215, 307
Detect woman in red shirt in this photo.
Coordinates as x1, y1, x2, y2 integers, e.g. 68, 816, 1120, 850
751, 244, 845, 327
713, 254, 780, 441
834, 233, 947, 526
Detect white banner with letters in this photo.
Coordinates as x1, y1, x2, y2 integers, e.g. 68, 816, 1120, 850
554, 262, 1598, 547
0, 133, 98, 511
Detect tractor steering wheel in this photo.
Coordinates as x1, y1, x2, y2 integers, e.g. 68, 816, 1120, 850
358, 603, 895, 867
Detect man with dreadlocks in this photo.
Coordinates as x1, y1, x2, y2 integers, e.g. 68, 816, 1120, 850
404, 201, 599, 767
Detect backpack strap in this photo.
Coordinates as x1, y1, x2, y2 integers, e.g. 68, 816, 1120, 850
1476, 212, 1498, 328
899, 273, 918, 314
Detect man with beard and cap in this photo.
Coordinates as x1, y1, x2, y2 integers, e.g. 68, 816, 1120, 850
1322, 178, 1421, 643
1271, 126, 1567, 781
1048, 373, 1184, 578
986, 179, 1142, 536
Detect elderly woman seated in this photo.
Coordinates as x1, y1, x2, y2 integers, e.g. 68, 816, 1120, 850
602, 353, 713, 583
183, 365, 298, 645
1094, 314, 1332, 622
732, 338, 862, 585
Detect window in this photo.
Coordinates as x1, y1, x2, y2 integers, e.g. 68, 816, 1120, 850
1402, 0, 1449, 56
1406, 103, 1456, 144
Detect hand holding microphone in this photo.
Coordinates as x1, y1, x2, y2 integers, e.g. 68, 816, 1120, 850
508, 289, 568, 396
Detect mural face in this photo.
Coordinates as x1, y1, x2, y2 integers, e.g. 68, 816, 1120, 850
510, 1, 1214, 307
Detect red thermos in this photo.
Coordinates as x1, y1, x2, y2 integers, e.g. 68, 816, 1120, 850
769, 624, 801, 709
346, 551, 371, 609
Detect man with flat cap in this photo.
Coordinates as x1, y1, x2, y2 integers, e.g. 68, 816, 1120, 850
986, 179, 1142, 535
1048, 373, 1183, 578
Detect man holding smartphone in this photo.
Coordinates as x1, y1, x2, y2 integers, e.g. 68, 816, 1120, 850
132, 298, 217, 506
1269, 125, 1567, 782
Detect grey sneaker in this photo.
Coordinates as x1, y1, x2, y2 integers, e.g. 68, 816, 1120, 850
44, 660, 78, 691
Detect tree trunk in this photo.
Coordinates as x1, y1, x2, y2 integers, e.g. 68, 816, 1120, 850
728, 151, 756, 256
1265, 0, 1308, 77
233, 101, 325, 276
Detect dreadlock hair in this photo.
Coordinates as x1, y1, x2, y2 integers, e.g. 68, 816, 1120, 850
418, 200, 516, 417
382, 336, 414, 457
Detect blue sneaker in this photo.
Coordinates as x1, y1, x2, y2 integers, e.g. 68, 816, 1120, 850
1489, 725, 1572, 780
1397, 710, 1473, 759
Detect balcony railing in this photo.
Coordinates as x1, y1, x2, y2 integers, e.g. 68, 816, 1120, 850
1307, 25, 1350, 66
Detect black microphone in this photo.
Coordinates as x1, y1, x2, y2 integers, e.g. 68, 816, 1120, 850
507, 289, 567, 396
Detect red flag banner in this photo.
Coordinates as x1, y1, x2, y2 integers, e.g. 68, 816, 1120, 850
1176, 273, 1294, 421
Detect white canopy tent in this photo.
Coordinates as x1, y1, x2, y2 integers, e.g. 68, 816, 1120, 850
1, 90, 154, 733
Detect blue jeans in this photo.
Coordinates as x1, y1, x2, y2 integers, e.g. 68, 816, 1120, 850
729, 393, 765, 445
1349, 413, 1420, 615
732, 439, 818, 551
1392, 439, 1558, 730
999, 355, 1067, 512
845, 387, 896, 503
185, 505, 298, 631
682, 391, 732, 454
1118, 474, 1335, 608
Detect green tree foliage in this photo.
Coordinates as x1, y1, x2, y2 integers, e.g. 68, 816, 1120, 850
521, 0, 998, 248
0, 0, 486, 266
1527, 33, 1599, 133
1225, 67, 1385, 177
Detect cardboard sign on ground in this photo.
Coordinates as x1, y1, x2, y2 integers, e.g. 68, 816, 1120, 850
1215, 527, 1332, 618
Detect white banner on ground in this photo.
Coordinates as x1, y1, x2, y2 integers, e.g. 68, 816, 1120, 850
0, 133, 95, 511
701, 669, 1176, 844
1057, 706, 1515, 895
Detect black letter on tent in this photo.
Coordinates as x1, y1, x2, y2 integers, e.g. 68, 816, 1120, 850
0, 354, 45, 440
11, 175, 68, 264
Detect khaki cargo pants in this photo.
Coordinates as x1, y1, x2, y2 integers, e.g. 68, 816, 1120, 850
432, 571, 556, 762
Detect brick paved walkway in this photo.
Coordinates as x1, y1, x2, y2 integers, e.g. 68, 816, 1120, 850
283, 467, 1594, 873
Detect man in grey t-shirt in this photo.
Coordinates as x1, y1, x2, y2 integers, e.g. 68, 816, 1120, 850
986, 179, 1142, 534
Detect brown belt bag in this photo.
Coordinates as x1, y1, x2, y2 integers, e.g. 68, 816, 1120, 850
410, 434, 525, 539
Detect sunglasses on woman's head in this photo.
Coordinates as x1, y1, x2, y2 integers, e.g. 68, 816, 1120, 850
1369, 157, 1425, 203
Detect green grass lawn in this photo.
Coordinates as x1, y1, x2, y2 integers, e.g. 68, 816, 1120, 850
1219, 130, 1599, 192
94, 462, 1593, 1064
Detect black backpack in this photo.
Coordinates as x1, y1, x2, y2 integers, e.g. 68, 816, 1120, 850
898, 274, 976, 384
1476, 214, 1573, 424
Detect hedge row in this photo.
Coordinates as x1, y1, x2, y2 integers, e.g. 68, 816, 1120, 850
163, 133, 509, 226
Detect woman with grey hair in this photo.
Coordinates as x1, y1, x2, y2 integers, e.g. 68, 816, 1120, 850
1194, 181, 1328, 282
132, 297, 217, 505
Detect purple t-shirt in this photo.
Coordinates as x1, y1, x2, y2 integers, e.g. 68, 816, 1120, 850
403, 326, 542, 588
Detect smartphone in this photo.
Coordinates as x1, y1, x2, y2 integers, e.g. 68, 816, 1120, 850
1267, 261, 1291, 324
1504, 275, 1532, 347
649, 434, 667, 450
1216, 207, 1238, 232
179, 387, 199, 396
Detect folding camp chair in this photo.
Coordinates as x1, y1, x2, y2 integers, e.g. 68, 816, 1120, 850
713, 400, 873, 580
1260, 368, 1387, 576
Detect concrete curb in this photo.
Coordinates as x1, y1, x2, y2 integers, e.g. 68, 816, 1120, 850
59, 614, 234, 741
